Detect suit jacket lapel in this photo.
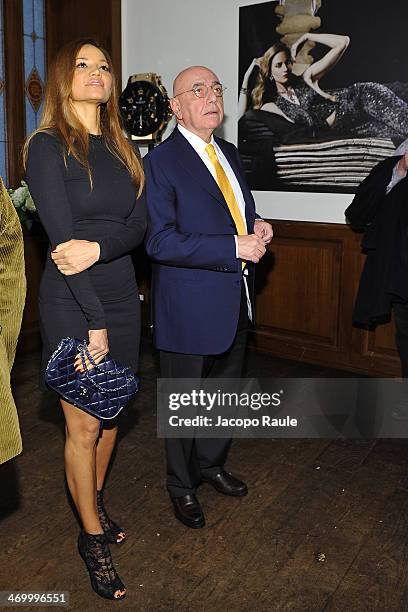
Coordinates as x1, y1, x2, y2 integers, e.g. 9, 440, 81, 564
171, 128, 231, 217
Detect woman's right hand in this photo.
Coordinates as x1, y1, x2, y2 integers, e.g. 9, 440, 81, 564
243, 57, 261, 83
239, 58, 261, 119
75, 328, 109, 372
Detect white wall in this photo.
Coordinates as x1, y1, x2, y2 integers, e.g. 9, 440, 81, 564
122, 0, 353, 223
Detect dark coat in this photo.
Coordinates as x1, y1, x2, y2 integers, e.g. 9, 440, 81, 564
345, 155, 408, 327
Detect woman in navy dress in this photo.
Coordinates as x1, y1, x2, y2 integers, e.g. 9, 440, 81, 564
25, 39, 146, 600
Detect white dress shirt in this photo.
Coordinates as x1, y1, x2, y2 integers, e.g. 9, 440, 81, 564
177, 124, 252, 319
177, 124, 247, 236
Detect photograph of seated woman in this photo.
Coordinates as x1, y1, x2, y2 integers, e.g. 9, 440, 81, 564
24, 39, 146, 600
239, 33, 408, 191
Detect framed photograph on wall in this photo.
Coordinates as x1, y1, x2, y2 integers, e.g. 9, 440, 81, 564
238, 0, 408, 194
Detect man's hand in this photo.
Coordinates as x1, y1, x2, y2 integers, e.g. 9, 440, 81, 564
254, 220, 273, 244
51, 239, 100, 275
237, 234, 266, 263
397, 152, 408, 177
74, 328, 109, 372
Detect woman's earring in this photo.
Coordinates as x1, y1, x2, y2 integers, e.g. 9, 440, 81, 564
269, 75, 274, 82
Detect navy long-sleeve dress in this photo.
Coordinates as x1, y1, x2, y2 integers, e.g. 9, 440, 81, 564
26, 131, 146, 382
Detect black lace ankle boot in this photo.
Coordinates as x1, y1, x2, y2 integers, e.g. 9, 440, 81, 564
96, 490, 126, 544
77, 531, 126, 600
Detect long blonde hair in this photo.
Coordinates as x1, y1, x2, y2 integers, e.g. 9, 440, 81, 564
23, 38, 144, 196
252, 42, 292, 109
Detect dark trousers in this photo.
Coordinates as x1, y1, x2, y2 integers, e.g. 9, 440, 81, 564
160, 286, 249, 498
394, 301, 408, 377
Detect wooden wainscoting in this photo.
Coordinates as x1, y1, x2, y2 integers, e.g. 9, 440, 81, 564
250, 220, 401, 376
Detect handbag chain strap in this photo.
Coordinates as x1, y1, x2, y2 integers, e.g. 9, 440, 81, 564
78, 343, 133, 395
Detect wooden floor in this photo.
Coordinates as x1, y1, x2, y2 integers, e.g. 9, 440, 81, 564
2, 341, 408, 611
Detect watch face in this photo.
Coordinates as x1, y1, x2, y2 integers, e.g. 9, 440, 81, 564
119, 80, 170, 137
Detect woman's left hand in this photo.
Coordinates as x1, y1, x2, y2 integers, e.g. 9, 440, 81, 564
303, 70, 337, 102
51, 239, 100, 275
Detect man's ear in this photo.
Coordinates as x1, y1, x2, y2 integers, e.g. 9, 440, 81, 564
170, 97, 182, 120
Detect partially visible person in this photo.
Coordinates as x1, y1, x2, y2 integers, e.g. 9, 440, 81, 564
25, 39, 146, 600
345, 145, 408, 383
0, 178, 26, 465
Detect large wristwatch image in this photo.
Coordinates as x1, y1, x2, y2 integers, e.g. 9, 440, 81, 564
119, 72, 172, 142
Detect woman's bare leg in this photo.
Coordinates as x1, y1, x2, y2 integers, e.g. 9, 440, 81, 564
61, 400, 125, 598
61, 399, 102, 534
96, 425, 118, 491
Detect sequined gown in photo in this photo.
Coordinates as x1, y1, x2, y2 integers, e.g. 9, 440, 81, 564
274, 78, 408, 142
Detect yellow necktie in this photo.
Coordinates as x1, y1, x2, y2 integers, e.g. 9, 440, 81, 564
205, 144, 247, 237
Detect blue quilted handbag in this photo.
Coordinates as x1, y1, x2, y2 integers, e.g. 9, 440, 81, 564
45, 337, 139, 419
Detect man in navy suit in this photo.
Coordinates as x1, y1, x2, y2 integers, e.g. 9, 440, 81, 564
144, 66, 273, 528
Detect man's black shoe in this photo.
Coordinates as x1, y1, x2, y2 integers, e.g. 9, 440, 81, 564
171, 493, 205, 529
201, 470, 248, 497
